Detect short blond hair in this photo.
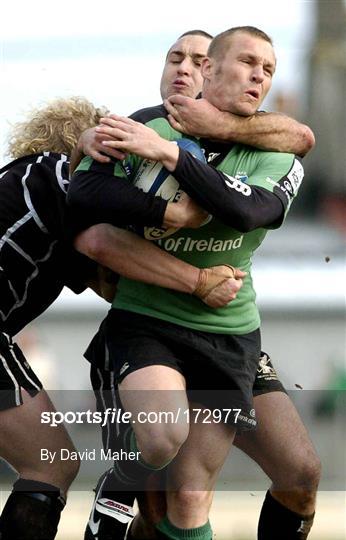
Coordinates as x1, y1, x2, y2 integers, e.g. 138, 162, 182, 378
208, 26, 273, 62
7, 96, 108, 159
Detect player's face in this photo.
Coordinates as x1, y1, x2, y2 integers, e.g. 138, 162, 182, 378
160, 35, 211, 100
202, 32, 276, 116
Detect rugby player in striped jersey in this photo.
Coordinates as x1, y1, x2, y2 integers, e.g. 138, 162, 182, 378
0, 96, 244, 540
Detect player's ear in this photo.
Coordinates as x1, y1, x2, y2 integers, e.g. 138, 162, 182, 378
201, 57, 212, 81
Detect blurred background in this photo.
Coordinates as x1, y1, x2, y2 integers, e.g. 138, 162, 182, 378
1, 0, 345, 538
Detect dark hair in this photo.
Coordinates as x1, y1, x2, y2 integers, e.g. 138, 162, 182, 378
208, 26, 273, 60
178, 29, 213, 40
165, 30, 212, 60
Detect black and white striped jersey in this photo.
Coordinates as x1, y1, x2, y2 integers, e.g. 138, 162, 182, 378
0, 152, 89, 336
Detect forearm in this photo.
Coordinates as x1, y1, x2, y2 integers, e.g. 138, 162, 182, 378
173, 150, 284, 231
216, 111, 315, 157
74, 224, 199, 294
67, 170, 167, 231
75, 225, 245, 307
165, 96, 315, 158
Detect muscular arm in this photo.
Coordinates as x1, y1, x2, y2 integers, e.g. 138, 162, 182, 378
75, 225, 199, 293
164, 96, 315, 157
74, 224, 245, 307
173, 150, 284, 231
68, 169, 207, 237
67, 167, 167, 231
98, 116, 289, 232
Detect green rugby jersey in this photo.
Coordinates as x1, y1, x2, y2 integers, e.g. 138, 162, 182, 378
76, 105, 303, 335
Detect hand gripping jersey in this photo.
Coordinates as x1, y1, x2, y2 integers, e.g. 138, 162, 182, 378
74, 105, 304, 335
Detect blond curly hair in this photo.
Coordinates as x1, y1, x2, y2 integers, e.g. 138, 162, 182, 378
7, 96, 109, 159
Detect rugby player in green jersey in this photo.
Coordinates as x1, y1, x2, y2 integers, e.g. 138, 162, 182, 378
72, 28, 319, 540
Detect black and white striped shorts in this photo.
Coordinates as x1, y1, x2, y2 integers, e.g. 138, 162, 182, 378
90, 365, 122, 453
0, 332, 42, 410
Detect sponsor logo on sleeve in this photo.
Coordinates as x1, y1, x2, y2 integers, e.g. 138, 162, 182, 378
279, 159, 304, 204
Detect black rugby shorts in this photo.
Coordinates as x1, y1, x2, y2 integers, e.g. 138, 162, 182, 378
85, 309, 261, 431
0, 332, 42, 410
253, 351, 287, 396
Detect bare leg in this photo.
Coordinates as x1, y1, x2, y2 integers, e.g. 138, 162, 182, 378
129, 412, 235, 538
0, 389, 79, 539
0, 389, 79, 495
131, 474, 166, 539
119, 366, 189, 467
234, 391, 321, 515
132, 392, 320, 539
165, 406, 236, 529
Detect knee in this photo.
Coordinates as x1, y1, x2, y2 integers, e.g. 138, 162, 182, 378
272, 453, 321, 514
73, 224, 111, 260
19, 454, 80, 492
136, 424, 189, 467
274, 450, 321, 492
170, 490, 211, 519
295, 454, 322, 491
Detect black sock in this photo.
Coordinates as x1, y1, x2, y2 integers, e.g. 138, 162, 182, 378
258, 490, 315, 540
0, 478, 65, 540
126, 520, 135, 540
101, 468, 136, 506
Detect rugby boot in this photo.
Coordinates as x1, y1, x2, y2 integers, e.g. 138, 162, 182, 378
84, 468, 135, 540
